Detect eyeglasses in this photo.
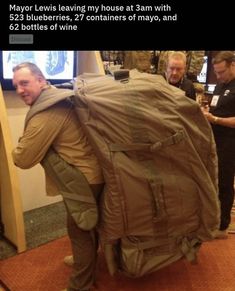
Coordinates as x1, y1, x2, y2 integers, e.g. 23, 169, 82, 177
214, 68, 229, 76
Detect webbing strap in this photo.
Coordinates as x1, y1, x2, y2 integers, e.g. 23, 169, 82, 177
181, 237, 201, 263
122, 237, 176, 250
61, 192, 95, 204
122, 236, 200, 258
118, 81, 182, 236
109, 130, 185, 152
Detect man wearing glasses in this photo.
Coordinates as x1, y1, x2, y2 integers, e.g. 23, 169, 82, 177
202, 51, 235, 239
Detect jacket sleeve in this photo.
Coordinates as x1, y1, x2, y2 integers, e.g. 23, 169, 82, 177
12, 109, 65, 169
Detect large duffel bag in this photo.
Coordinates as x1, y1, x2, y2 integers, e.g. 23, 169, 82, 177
73, 70, 220, 277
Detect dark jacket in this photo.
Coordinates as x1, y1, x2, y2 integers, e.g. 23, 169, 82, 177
163, 74, 196, 100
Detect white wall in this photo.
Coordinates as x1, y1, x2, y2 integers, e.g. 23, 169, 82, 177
3, 51, 104, 212
77, 51, 105, 75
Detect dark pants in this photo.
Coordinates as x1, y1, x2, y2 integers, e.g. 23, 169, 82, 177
215, 135, 235, 230
65, 183, 104, 291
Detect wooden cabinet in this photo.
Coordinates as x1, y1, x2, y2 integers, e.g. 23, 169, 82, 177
0, 85, 26, 253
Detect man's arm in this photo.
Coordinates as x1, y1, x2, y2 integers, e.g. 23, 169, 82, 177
12, 110, 63, 169
202, 108, 235, 128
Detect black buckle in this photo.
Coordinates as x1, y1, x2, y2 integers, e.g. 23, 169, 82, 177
113, 69, 129, 82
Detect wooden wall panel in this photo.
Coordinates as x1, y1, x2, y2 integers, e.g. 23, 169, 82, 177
0, 84, 26, 253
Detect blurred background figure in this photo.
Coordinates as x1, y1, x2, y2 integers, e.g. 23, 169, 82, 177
164, 51, 196, 100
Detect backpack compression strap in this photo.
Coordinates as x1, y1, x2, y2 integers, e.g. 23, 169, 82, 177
108, 130, 186, 152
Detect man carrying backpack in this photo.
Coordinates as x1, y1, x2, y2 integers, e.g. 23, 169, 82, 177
12, 62, 104, 291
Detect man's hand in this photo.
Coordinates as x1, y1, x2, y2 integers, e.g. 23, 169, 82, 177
201, 106, 217, 123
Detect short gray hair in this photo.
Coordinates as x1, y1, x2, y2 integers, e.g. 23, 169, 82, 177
13, 62, 46, 80
167, 51, 187, 65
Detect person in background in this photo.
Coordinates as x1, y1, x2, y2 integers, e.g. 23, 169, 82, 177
164, 51, 196, 100
12, 62, 104, 291
202, 51, 235, 239
194, 82, 208, 107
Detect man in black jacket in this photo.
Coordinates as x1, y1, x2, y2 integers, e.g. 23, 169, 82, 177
164, 51, 196, 100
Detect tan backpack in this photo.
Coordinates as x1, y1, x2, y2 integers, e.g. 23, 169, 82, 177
73, 70, 220, 277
